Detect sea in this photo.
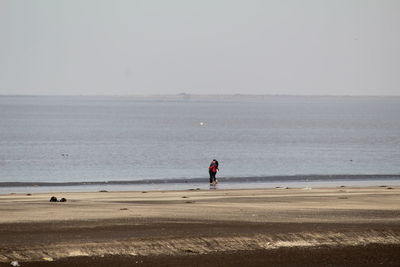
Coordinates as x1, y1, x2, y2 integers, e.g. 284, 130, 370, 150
1, 95, 399, 193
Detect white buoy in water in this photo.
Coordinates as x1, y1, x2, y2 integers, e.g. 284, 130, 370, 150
199, 122, 205, 126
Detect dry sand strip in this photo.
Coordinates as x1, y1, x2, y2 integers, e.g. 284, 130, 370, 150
0, 186, 400, 265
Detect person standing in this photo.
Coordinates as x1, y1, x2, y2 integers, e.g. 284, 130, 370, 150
209, 159, 219, 185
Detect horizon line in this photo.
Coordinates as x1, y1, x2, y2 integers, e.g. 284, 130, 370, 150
1, 93, 400, 98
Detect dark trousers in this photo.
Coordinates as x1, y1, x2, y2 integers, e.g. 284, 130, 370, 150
209, 171, 216, 183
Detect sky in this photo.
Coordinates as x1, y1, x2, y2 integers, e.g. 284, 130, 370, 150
0, 0, 399, 96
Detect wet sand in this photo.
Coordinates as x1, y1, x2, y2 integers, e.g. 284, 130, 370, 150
1, 186, 400, 266
16, 245, 400, 267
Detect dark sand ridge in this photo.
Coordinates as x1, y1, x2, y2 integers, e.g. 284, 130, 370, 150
0, 187, 400, 266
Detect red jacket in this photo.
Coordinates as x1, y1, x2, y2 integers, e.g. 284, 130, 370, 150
209, 165, 217, 173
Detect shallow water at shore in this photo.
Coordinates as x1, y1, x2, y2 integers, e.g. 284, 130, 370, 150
1, 176, 399, 194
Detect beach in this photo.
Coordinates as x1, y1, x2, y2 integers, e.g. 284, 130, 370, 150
1, 186, 400, 266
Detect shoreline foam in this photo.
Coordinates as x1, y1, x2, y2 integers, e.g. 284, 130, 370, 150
1, 174, 399, 194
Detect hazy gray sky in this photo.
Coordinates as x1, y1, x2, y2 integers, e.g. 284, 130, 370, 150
0, 0, 399, 96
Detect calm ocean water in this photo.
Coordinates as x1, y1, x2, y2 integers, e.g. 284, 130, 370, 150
0, 95, 399, 192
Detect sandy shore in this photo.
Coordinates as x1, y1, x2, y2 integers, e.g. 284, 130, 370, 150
1, 186, 400, 266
